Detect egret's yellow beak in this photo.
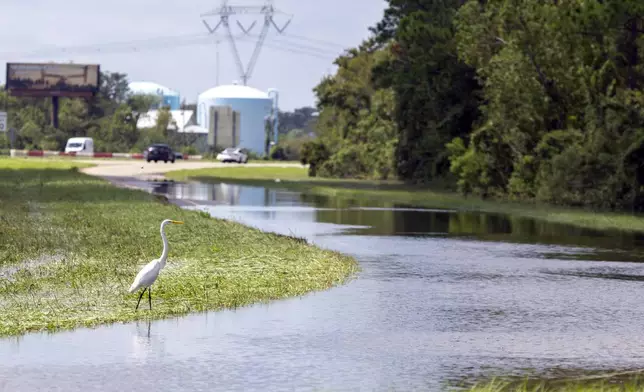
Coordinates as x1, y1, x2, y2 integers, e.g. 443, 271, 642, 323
170, 220, 184, 224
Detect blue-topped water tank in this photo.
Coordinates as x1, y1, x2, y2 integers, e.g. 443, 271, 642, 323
197, 83, 275, 154
128, 81, 181, 111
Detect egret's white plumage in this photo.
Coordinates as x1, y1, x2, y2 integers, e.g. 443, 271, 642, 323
129, 219, 184, 310
128, 258, 163, 294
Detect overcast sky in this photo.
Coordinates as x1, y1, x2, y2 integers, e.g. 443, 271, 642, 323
0, 0, 387, 111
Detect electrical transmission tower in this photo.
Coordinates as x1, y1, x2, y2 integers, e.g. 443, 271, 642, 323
201, 0, 292, 86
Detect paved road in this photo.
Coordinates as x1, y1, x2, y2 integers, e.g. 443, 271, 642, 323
79, 159, 305, 179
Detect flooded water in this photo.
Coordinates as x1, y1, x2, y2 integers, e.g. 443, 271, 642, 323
4, 179, 644, 391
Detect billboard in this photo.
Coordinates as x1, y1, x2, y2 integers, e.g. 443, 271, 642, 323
5, 62, 100, 97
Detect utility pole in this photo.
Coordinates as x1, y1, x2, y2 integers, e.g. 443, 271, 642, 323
216, 39, 220, 85
201, 0, 293, 86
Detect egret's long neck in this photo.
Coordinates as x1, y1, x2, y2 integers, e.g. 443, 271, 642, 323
159, 224, 169, 266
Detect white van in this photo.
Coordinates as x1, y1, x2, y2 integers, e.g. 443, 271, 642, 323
64, 137, 94, 154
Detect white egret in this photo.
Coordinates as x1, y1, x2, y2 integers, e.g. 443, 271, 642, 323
129, 219, 184, 310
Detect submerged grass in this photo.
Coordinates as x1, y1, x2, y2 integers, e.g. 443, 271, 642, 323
464, 373, 644, 392
166, 166, 644, 235
0, 159, 358, 337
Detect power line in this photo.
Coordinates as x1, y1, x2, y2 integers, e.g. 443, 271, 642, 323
281, 33, 348, 50
0, 32, 344, 60
243, 33, 341, 56
0, 32, 208, 58
238, 36, 338, 59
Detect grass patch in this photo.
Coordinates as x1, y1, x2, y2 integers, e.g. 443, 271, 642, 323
167, 165, 403, 186
464, 373, 644, 392
0, 159, 358, 337
165, 166, 644, 235
0, 156, 95, 170
12, 155, 133, 162
245, 159, 302, 165
169, 166, 312, 181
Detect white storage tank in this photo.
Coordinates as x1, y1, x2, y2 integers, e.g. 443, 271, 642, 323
128, 81, 181, 110
197, 83, 274, 154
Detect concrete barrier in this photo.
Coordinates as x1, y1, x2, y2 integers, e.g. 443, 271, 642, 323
9, 149, 203, 160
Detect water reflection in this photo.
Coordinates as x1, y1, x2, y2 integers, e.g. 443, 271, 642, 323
541, 267, 644, 282
146, 180, 300, 207
130, 320, 153, 363
145, 180, 644, 256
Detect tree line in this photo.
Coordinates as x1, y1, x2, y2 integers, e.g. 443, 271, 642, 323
302, 0, 644, 211
270, 106, 318, 161
0, 71, 200, 154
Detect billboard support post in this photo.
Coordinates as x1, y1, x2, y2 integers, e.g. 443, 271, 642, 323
2, 89, 7, 148
51, 96, 60, 129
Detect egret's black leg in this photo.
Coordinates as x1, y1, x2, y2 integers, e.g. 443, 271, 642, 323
148, 287, 152, 310
135, 288, 147, 311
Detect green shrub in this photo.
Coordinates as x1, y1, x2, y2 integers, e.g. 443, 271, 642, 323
300, 139, 330, 176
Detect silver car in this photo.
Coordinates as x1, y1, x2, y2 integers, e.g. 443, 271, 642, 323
216, 147, 249, 164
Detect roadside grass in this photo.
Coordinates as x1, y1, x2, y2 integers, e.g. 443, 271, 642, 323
166, 165, 400, 185
0, 156, 95, 170
0, 160, 358, 337
165, 166, 644, 234
245, 159, 303, 165
8, 155, 135, 163
199, 158, 304, 165
168, 166, 313, 181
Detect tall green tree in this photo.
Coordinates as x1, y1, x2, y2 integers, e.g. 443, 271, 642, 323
306, 45, 398, 179
371, 0, 482, 183
449, 0, 644, 209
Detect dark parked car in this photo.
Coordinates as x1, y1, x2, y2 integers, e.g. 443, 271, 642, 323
145, 143, 175, 163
